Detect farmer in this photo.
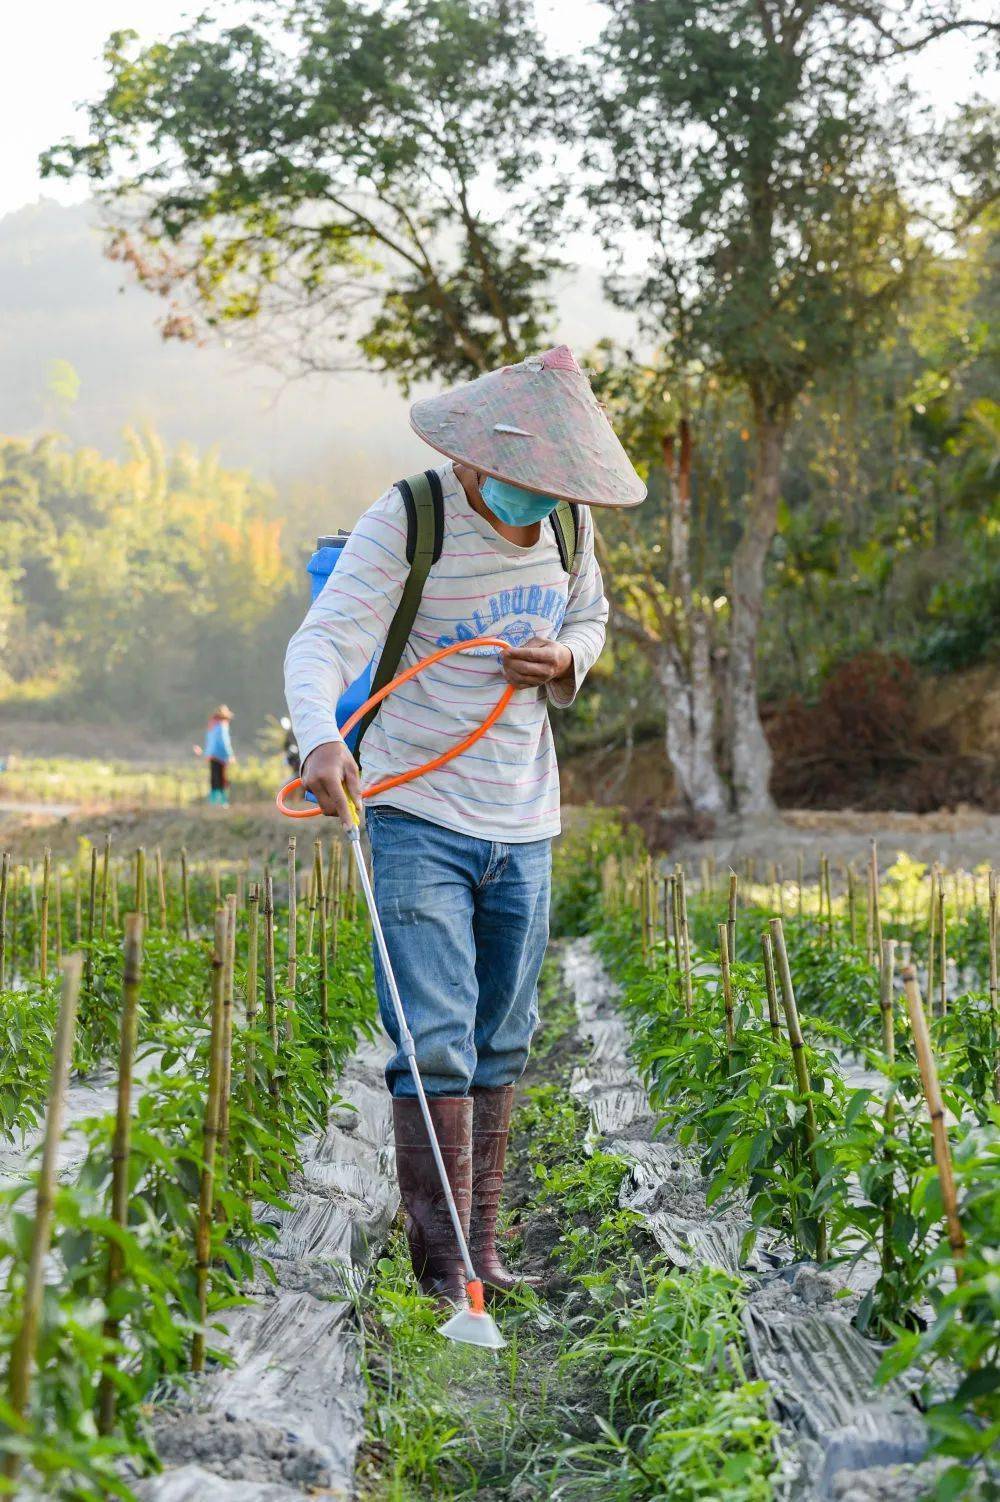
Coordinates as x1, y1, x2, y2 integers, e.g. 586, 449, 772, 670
194, 705, 235, 807
284, 347, 645, 1303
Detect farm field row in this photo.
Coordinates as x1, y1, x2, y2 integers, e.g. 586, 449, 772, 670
0, 836, 378, 1497
0, 817, 997, 1499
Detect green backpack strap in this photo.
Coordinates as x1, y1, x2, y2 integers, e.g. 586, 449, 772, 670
353, 469, 445, 760
549, 501, 580, 574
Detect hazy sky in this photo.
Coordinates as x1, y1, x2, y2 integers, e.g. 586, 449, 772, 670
0, 0, 607, 217
2, 1, 993, 219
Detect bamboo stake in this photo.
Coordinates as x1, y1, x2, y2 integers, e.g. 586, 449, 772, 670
3, 955, 83, 1479
192, 910, 228, 1373
54, 866, 63, 967
84, 847, 98, 994
315, 845, 331, 1076
180, 847, 192, 941
28, 864, 38, 976
9, 866, 20, 985
937, 888, 947, 1019
155, 846, 167, 929
325, 837, 337, 924
213, 865, 221, 906
927, 864, 938, 1011
718, 923, 735, 1063
984, 871, 990, 1105
263, 873, 279, 1103
110, 861, 119, 927
901, 964, 966, 1271
769, 918, 828, 1261
39, 849, 51, 982
135, 847, 147, 920
646, 857, 656, 956
760, 931, 782, 1043
99, 833, 111, 938
74, 852, 82, 944
286, 836, 297, 998
217, 896, 237, 1182
663, 875, 674, 976
245, 885, 260, 1090
97, 916, 144, 1434
879, 938, 897, 1285
306, 848, 318, 958
865, 858, 874, 966
870, 839, 882, 956
847, 865, 857, 947
727, 871, 738, 964
329, 839, 342, 972
677, 868, 693, 1018
0, 849, 10, 990
797, 852, 804, 919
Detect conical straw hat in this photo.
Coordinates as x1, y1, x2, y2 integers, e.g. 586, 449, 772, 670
410, 346, 646, 508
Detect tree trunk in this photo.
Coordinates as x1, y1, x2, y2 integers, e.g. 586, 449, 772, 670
661, 424, 728, 816
728, 407, 787, 815
658, 623, 727, 815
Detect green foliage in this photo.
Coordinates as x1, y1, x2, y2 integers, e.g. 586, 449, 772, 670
0, 428, 299, 735
589, 2, 926, 411
878, 1118, 1000, 1486
560, 1267, 777, 1501
0, 880, 375, 1494
590, 848, 1000, 1496
551, 813, 644, 938
44, 0, 564, 390
918, 553, 1000, 673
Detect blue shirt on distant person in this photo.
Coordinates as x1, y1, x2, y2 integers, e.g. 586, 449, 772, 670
203, 719, 234, 762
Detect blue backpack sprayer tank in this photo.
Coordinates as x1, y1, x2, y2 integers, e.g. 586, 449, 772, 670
306, 534, 373, 754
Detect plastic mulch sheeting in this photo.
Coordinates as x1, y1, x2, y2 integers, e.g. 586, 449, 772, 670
613, 1137, 771, 1276
561, 937, 931, 1502
137, 1037, 398, 1502
743, 1302, 927, 1491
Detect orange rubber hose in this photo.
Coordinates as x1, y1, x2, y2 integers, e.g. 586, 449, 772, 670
276, 636, 514, 819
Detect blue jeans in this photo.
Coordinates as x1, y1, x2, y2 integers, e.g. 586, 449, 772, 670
365, 807, 551, 1097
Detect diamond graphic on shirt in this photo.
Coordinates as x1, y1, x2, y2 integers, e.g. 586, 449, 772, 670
497, 620, 535, 648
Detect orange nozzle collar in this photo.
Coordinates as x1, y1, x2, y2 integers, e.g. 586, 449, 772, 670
466, 1279, 486, 1315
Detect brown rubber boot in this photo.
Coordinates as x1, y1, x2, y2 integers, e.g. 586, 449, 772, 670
392, 1095, 473, 1306
470, 1085, 541, 1298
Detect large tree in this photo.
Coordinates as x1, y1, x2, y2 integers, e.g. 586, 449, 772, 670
585, 0, 997, 813
43, 0, 566, 388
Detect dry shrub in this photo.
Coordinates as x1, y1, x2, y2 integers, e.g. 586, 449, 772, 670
769, 652, 998, 811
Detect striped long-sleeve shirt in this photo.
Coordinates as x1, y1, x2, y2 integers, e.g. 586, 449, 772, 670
284, 463, 608, 842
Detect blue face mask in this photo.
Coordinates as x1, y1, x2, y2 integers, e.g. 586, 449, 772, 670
482, 476, 558, 526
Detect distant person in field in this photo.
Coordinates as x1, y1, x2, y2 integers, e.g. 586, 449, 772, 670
284, 347, 645, 1305
194, 705, 235, 807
